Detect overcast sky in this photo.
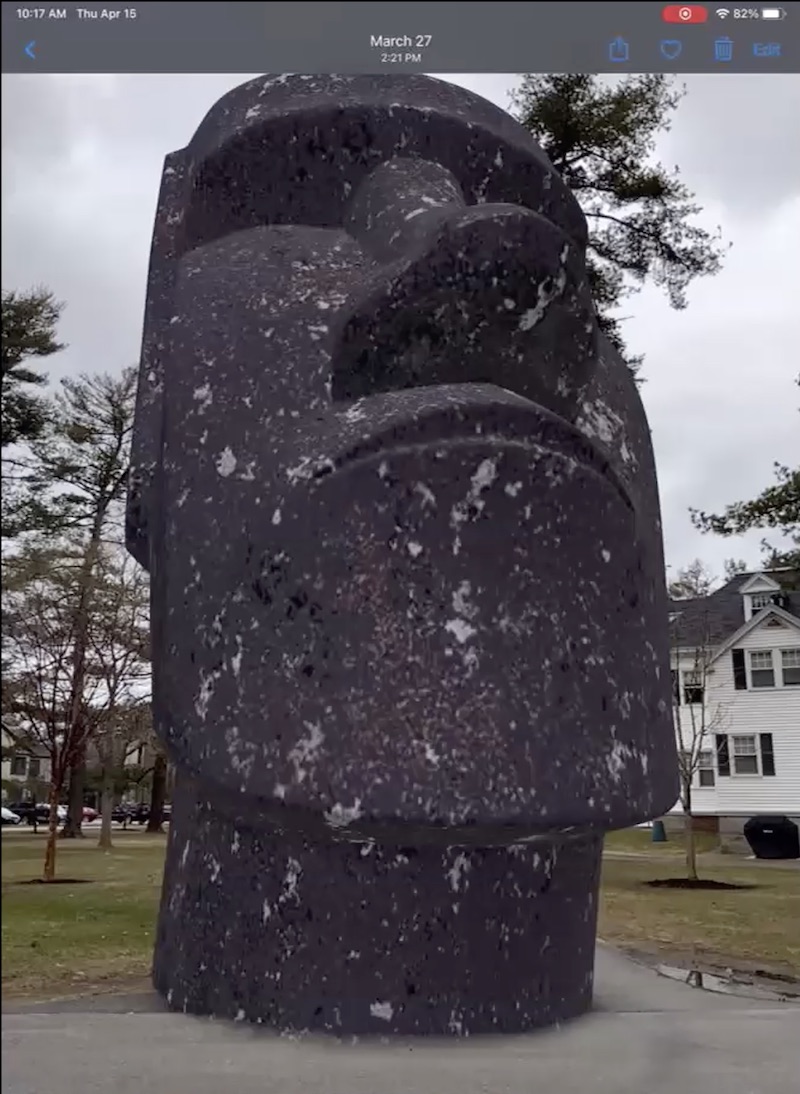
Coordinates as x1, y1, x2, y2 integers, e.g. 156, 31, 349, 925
2, 72, 798, 580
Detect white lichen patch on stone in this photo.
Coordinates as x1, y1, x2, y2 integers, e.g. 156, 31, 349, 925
452, 580, 478, 619
518, 259, 569, 332
272, 507, 282, 525
194, 667, 222, 720
448, 1011, 466, 1036
421, 742, 440, 767
283, 858, 302, 902
287, 721, 325, 786
215, 447, 237, 478
450, 456, 499, 555
344, 400, 368, 422
447, 851, 472, 893
407, 540, 423, 558
606, 737, 636, 781
224, 725, 257, 781
601, 548, 611, 563
370, 1001, 394, 1021
229, 635, 244, 679
192, 383, 213, 412
286, 455, 335, 484
577, 399, 638, 469
324, 800, 363, 827
444, 618, 476, 644
414, 481, 437, 508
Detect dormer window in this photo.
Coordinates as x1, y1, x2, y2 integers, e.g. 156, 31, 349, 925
739, 574, 783, 620
749, 593, 773, 613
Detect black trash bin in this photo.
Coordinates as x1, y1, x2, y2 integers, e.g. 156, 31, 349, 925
743, 815, 800, 860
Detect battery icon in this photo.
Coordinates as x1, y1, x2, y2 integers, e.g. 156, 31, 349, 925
761, 7, 786, 18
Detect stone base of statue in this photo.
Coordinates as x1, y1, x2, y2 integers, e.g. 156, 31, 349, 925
154, 779, 602, 1035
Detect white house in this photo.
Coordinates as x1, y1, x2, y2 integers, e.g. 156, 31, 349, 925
668, 568, 800, 831
1, 725, 52, 802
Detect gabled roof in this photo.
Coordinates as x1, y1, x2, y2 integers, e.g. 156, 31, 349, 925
710, 605, 800, 664
737, 572, 782, 594
669, 568, 800, 650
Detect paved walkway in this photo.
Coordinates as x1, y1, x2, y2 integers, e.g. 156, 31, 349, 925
3, 946, 798, 1094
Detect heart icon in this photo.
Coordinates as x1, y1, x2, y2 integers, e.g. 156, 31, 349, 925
660, 39, 683, 60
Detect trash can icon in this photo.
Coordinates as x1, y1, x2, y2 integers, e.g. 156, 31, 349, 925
743, 815, 800, 860
714, 37, 734, 62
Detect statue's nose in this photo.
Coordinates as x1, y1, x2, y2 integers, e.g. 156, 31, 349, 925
335, 157, 598, 420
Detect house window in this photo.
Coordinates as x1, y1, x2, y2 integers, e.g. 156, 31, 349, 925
683, 671, 704, 705
749, 593, 773, 613
731, 735, 759, 775
28, 758, 41, 778
749, 649, 775, 688
781, 649, 800, 686
697, 750, 715, 787
10, 755, 27, 777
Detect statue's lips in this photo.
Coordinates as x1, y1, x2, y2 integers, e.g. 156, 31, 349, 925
286, 383, 633, 519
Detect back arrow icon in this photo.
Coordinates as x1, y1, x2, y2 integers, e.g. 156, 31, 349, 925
25, 41, 36, 60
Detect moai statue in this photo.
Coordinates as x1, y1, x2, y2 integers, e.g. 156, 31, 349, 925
127, 74, 679, 1036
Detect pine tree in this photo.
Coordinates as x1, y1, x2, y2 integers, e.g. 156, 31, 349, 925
691, 378, 799, 569
512, 75, 727, 370
1, 288, 65, 536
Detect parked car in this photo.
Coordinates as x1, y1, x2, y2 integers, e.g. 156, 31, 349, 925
9, 802, 67, 825
111, 802, 172, 826
82, 806, 99, 822
1, 806, 22, 826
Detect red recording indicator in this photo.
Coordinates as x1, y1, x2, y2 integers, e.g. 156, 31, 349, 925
662, 5, 709, 22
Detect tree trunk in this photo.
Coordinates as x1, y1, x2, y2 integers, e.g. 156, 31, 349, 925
62, 509, 105, 837
683, 785, 699, 881
98, 765, 114, 850
43, 782, 60, 882
61, 745, 86, 838
685, 819, 699, 881
146, 751, 168, 832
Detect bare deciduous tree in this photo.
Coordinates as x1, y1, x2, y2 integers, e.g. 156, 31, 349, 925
668, 558, 717, 601
671, 611, 728, 881
86, 549, 150, 850
2, 539, 101, 879
2, 538, 150, 877
19, 369, 138, 837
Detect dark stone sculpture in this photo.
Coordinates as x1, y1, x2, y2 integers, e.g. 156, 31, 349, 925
126, 74, 679, 1036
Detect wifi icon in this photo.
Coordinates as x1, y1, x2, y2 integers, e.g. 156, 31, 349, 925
716, 7, 731, 16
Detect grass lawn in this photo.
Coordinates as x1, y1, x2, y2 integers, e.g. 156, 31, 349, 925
2, 828, 798, 1000
600, 855, 800, 977
603, 826, 720, 855
2, 831, 164, 998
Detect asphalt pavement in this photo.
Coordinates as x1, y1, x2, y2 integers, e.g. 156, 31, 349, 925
3, 945, 798, 1094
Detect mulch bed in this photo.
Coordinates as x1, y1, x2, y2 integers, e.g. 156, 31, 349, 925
645, 878, 755, 891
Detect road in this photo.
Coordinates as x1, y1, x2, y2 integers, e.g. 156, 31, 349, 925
3, 946, 798, 1094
